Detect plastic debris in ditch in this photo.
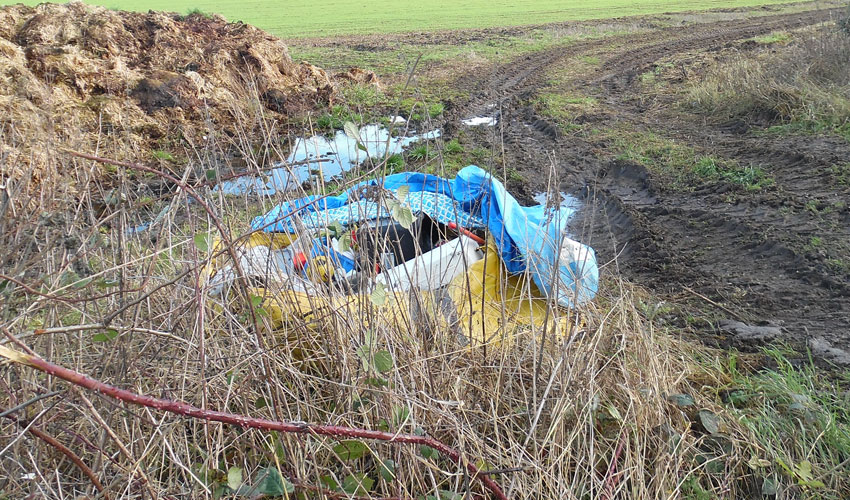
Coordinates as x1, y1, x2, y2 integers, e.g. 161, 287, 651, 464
204, 165, 598, 349
216, 123, 439, 196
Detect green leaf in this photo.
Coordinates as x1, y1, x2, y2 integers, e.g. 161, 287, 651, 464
606, 404, 623, 422
193, 232, 211, 252
395, 185, 410, 203
270, 431, 287, 461
95, 278, 120, 289
337, 231, 352, 252
667, 393, 695, 407
370, 283, 387, 306
250, 294, 263, 307
320, 475, 339, 491
333, 440, 368, 461
254, 396, 268, 409
92, 329, 119, 342
420, 445, 437, 459
365, 376, 388, 387
343, 122, 361, 142
373, 349, 393, 373
205, 169, 217, 181
390, 203, 414, 229
475, 459, 492, 472
60, 271, 80, 287
255, 467, 293, 496
379, 459, 396, 482
748, 456, 771, 469
392, 405, 410, 426
327, 220, 345, 238
357, 142, 368, 152
341, 473, 374, 495
227, 466, 243, 491
761, 477, 778, 496
698, 409, 721, 435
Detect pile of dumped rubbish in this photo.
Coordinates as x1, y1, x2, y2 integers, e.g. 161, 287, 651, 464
205, 165, 598, 347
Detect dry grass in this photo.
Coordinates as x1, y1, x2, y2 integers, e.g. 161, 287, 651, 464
688, 26, 850, 137
1, 77, 848, 500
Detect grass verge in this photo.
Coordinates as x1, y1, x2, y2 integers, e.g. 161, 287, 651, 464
688, 30, 850, 141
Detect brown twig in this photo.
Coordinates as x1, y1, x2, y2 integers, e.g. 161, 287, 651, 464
195, 157, 332, 188
62, 149, 263, 338
0, 342, 509, 500
2, 412, 108, 499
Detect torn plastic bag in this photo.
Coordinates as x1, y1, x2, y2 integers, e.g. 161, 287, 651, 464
252, 165, 598, 306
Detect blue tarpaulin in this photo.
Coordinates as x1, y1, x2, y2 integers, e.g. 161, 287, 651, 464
252, 166, 598, 306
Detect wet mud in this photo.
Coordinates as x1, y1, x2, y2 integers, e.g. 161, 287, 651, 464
444, 6, 850, 363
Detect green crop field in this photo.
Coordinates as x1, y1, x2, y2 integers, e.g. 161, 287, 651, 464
6, 0, 802, 38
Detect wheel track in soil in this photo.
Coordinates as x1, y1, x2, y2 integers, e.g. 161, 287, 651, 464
449, 6, 850, 363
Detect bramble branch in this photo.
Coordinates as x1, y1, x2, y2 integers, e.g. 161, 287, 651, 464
0, 342, 509, 500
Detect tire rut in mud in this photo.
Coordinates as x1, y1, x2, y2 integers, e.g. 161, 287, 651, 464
447, 6, 850, 363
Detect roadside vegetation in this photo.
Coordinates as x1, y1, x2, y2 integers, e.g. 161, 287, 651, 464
689, 29, 850, 141
2, 2, 850, 500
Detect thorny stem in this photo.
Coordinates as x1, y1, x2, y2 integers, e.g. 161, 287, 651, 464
0, 341, 510, 500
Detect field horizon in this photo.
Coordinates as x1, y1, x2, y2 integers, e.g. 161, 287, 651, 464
5, 0, 807, 37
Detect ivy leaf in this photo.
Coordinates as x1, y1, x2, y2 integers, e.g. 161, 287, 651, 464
792, 460, 824, 488
92, 329, 119, 342
226, 467, 242, 491
193, 232, 211, 252
370, 283, 387, 306
333, 440, 368, 461
365, 376, 388, 387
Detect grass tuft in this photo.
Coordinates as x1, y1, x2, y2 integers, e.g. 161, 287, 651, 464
689, 32, 850, 140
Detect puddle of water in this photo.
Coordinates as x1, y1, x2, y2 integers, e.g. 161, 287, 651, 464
462, 116, 498, 127
217, 124, 440, 195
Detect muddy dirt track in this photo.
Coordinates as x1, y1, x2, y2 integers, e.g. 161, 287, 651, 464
447, 6, 850, 364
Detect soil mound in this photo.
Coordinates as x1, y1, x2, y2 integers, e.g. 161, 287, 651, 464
0, 2, 347, 183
